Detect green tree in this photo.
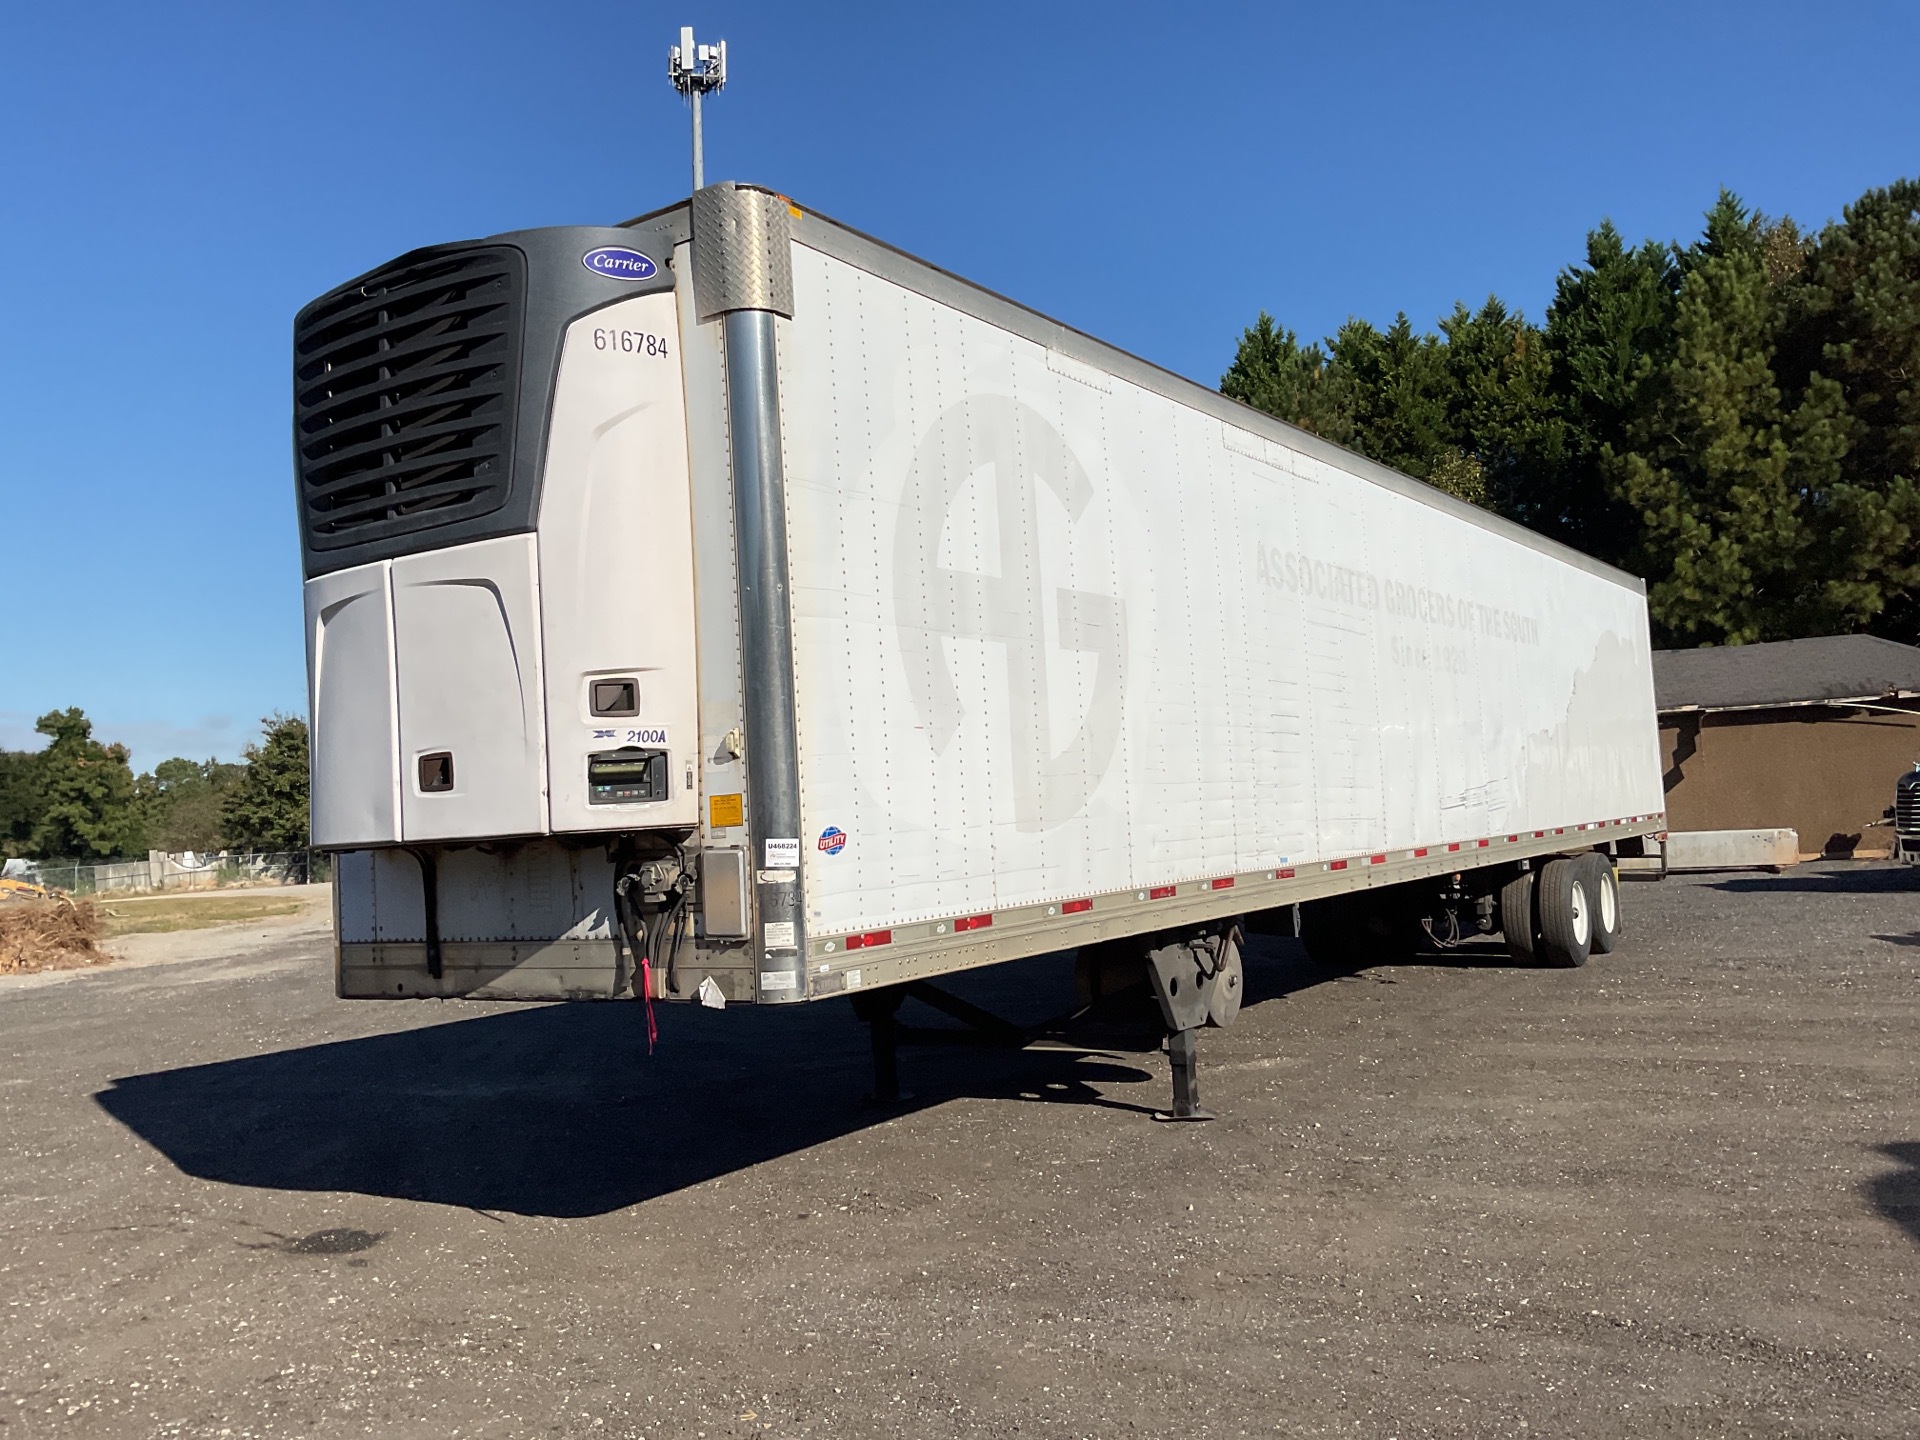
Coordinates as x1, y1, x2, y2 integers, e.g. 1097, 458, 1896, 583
1439, 298, 1566, 521
28, 708, 146, 860
1325, 313, 1453, 480
1220, 177, 1920, 644
139, 757, 245, 854
1605, 193, 1873, 644
1222, 303, 1548, 510
0, 747, 44, 858
1538, 222, 1682, 565
223, 716, 310, 851
1778, 178, 1920, 640
1220, 312, 1351, 442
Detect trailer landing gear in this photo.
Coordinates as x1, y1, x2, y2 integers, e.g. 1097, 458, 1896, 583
850, 928, 1245, 1119
848, 924, 1244, 1119
1162, 1026, 1208, 1122
1142, 926, 1242, 1122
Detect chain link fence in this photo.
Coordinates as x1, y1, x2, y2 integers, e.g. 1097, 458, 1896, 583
8, 850, 332, 897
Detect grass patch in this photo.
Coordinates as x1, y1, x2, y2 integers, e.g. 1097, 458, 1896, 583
99, 896, 306, 938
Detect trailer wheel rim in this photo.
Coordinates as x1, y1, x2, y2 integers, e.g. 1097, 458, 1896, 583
1569, 879, 1590, 947
1597, 869, 1618, 934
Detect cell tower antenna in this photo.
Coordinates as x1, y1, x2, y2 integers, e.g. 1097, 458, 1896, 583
667, 25, 727, 193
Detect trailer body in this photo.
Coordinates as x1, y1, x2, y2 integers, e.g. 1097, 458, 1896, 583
296, 185, 1667, 1012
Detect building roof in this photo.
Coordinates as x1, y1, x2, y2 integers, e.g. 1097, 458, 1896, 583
1653, 634, 1920, 713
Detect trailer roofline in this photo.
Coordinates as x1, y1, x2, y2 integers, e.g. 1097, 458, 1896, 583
621, 185, 1648, 597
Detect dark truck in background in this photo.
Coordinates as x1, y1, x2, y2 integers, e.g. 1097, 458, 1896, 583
1894, 764, 1920, 864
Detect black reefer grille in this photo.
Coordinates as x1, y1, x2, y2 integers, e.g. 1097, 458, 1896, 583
294, 246, 525, 552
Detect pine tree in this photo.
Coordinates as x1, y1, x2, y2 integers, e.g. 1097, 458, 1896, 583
1779, 179, 1920, 640
1439, 298, 1565, 522
1325, 314, 1453, 480
1605, 193, 1856, 644
1540, 222, 1681, 566
1217, 175, 1920, 635
1220, 312, 1351, 442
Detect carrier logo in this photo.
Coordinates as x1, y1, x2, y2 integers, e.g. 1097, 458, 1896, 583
581, 246, 659, 281
896, 396, 1126, 833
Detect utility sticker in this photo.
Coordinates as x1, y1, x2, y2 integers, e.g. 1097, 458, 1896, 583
762, 921, 798, 949
759, 969, 798, 991
817, 826, 847, 856
764, 837, 801, 869
581, 246, 658, 281
709, 793, 744, 828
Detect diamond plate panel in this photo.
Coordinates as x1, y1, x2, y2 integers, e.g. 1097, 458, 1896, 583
691, 183, 795, 320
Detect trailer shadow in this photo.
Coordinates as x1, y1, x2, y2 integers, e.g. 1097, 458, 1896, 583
92, 947, 1224, 1218
1867, 1142, 1920, 1245
92, 992, 1158, 1219
1708, 865, 1913, 895
1242, 931, 1533, 991
93, 937, 1535, 1218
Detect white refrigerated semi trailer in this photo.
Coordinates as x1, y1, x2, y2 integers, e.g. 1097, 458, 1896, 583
295, 183, 1666, 1118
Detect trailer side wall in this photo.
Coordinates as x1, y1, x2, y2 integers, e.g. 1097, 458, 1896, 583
778, 242, 1666, 941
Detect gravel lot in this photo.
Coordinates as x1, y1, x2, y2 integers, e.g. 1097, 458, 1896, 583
2, 864, 1916, 1438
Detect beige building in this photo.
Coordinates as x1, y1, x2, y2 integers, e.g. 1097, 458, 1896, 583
1656, 635, 1920, 858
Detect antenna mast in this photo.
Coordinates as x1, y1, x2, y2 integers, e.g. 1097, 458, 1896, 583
668, 25, 728, 193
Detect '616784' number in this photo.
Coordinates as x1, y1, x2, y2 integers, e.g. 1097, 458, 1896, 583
593, 328, 670, 357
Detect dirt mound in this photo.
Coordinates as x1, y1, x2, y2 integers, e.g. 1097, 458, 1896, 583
0, 896, 108, 975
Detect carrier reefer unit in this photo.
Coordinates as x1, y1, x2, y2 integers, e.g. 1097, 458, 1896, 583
295, 183, 1667, 1117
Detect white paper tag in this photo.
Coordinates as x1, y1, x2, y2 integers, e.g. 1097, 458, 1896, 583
696, 975, 727, 1009
764, 838, 801, 869
759, 968, 798, 991
763, 921, 797, 949
756, 868, 795, 884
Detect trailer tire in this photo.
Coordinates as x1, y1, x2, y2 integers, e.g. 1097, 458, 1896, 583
1499, 871, 1536, 965
1578, 852, 1622, 955
1535, 858, 1593, 968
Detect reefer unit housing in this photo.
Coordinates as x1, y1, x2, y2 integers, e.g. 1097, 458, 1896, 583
296, 184, 1666, 1107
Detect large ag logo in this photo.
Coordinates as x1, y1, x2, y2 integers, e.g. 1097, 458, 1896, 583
894, 396, 1126, 832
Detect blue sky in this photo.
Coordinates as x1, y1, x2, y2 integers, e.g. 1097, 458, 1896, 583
1, 0, 1914, 768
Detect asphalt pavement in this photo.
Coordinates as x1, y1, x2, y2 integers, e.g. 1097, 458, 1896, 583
1, 865, 1916, 1438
